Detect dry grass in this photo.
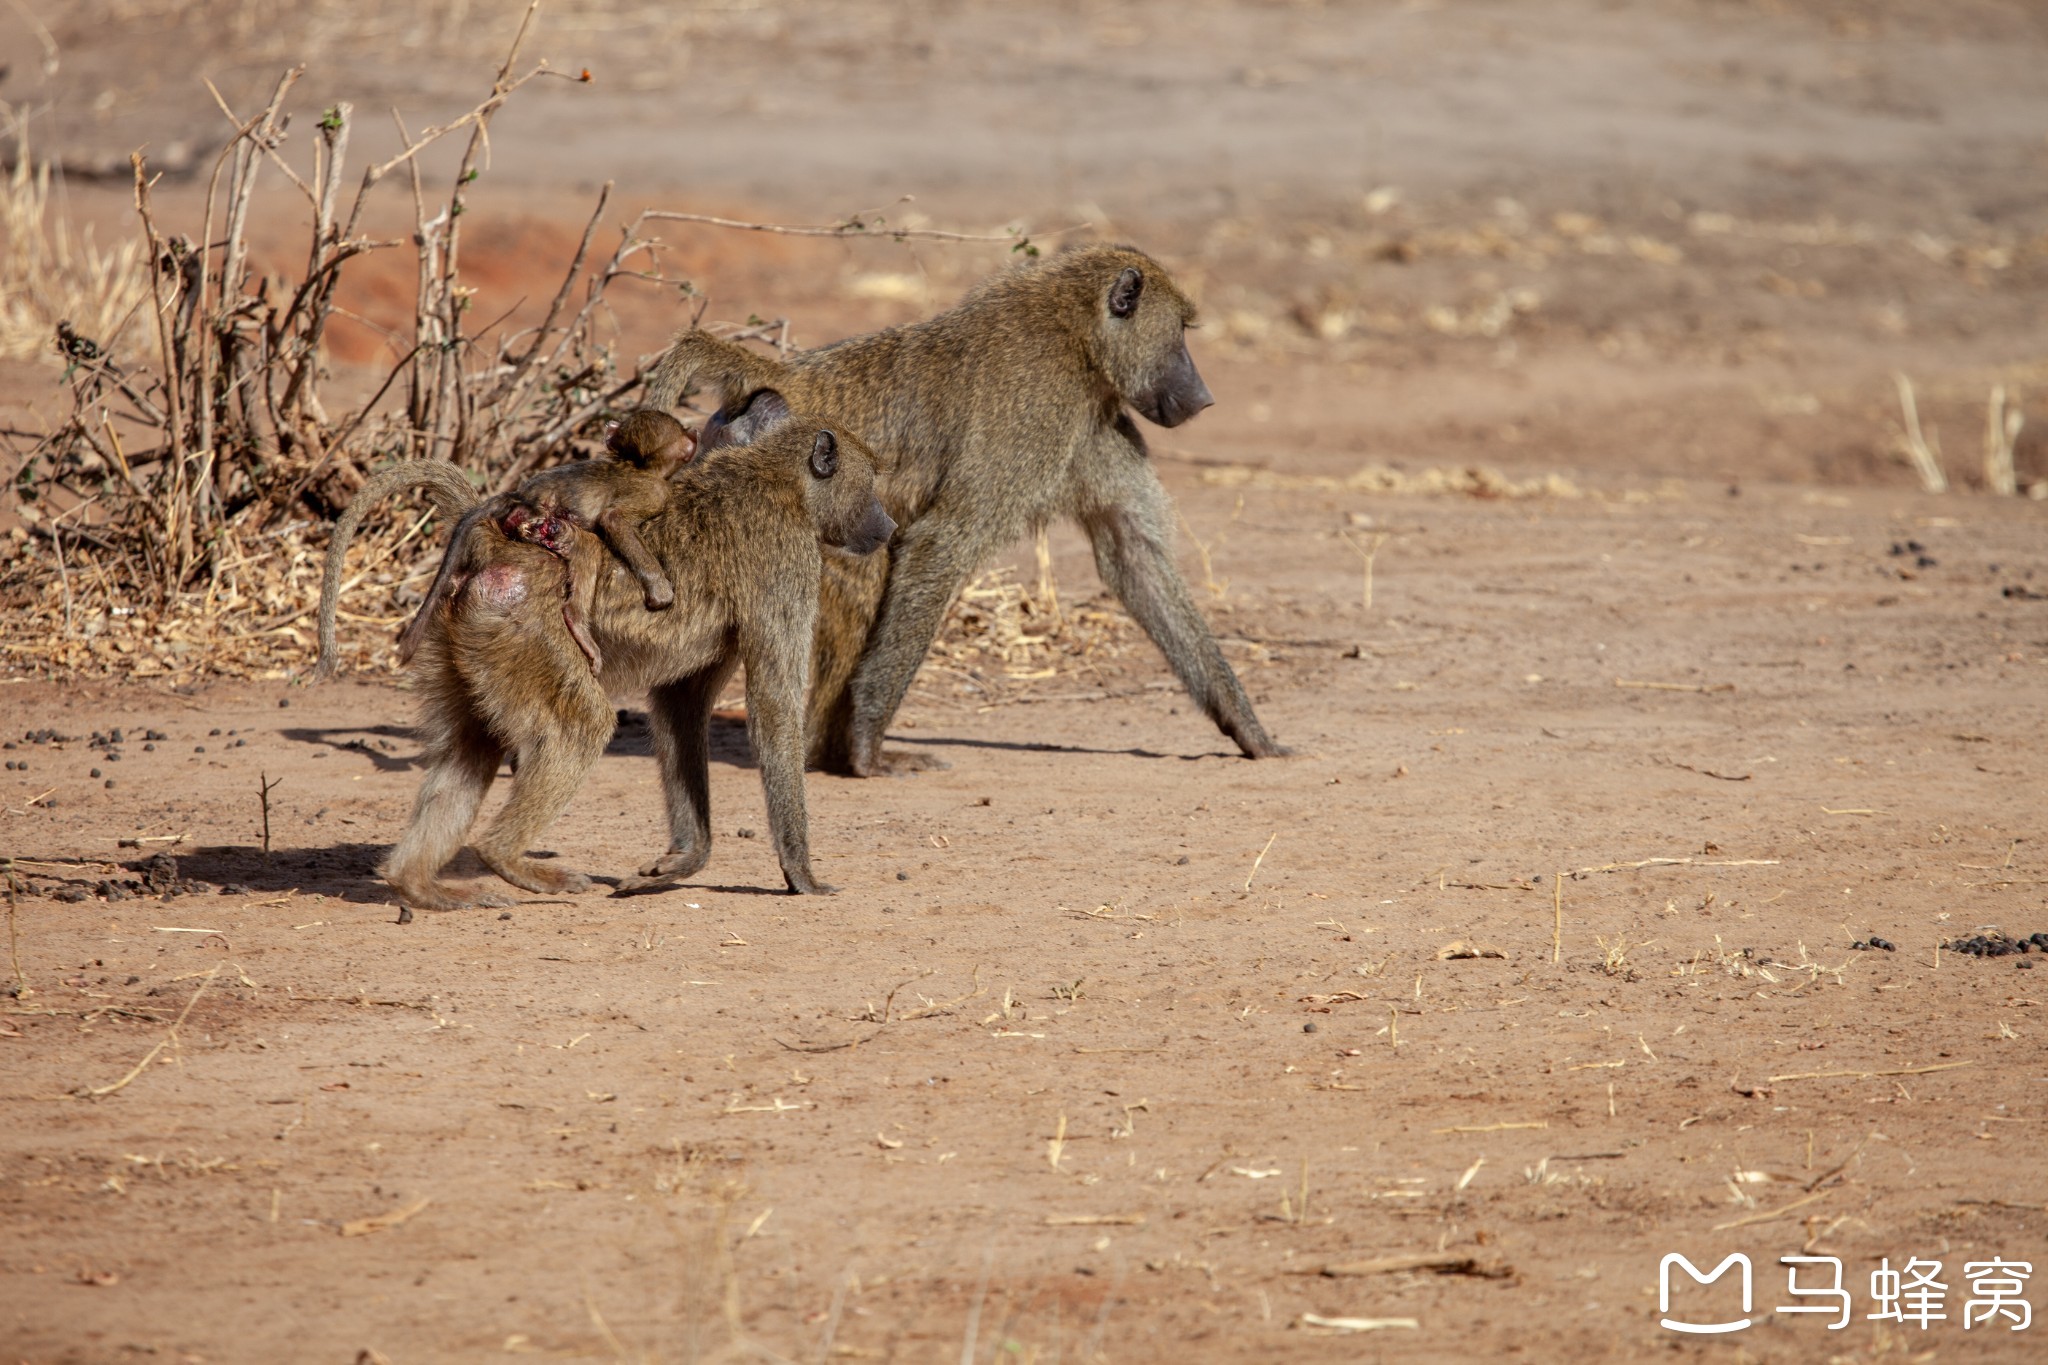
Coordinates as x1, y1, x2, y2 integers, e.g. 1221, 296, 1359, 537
0, 113, 149, 363
923, 564, 1139, 696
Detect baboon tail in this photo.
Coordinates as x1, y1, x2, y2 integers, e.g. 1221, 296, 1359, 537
643, 329, 788, 414
314, 460, 480, 681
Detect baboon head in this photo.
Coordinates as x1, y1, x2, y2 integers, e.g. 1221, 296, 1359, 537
1070, 244, 1214, 429
704, 388, 896, 556
604, 408, 697, 471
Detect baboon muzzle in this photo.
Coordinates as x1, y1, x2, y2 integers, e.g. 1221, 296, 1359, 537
1138, 341, 1215, 428
838, 501, 896, 556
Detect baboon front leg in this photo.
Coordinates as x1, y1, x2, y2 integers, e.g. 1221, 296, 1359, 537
614, 661, 736, 894
468, 702, 612, 896
843, 529, 960, 777
596, 509, 675, 610
746, 631, 834, 894
1077, 452, 1287, 759
380, 711, 510, 911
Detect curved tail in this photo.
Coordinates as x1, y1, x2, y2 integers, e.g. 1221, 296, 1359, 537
642, 329, 790, 414
315, 460, 480, 681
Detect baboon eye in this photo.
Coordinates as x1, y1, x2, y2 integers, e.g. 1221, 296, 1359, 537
809, 430, 839, 478
1108, 267, 1143, 319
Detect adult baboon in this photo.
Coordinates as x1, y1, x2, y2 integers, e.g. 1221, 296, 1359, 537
377, 391, 894, 909
645, 244, 1285, 776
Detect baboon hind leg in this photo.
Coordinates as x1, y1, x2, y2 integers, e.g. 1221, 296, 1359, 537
805, 548, 886, 771
840, 530, 957, 777
467, 692, 613, 896
380, 709, 511, 911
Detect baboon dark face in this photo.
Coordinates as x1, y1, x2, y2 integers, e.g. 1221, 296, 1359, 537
1086, 249, 1214, 430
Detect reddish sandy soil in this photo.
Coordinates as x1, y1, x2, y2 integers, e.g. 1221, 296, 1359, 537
3, 2, 2048, 1363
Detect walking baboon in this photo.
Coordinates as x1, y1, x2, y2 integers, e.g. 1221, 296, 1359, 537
394, 409, 696, 674
644, 244, 1285, 776
381, 389, 895, 909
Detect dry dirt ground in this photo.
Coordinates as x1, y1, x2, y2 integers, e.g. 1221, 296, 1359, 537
3, 2, 2048, 1362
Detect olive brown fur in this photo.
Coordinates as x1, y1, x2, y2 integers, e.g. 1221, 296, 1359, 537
376, 390, 894, 910
644, 243, 1285, 776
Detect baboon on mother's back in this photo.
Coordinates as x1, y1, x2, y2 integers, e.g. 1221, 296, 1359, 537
646, 243, 1286, 776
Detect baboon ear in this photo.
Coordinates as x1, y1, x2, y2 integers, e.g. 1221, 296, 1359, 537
1108, 266, 1143, 319
809, 430, 840, 479
712, 387, 793, 449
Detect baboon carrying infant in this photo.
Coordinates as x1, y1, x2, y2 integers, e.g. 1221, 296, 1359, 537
644, 243, 1287, 775
393, 409, 696, 676
320, 392, 893, 906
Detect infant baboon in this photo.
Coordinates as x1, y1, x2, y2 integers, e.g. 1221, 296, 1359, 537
394, 409, 695, 675
380, 389, 894, 910
644, 244, 1285, 776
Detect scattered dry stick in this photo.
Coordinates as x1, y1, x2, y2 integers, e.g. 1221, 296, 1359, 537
1714, 1188, 1832, 1232
1552, 872, 1563, 964
339, 1196, 431, 1238
1767, 1060, 1974, 1084
258, 771, 282, 861
1309, 1253, 1514, 1280
1984, 384, 2023, 496
4, 862, 25, 992
1614, 679, 1735, 694
1892, 372, 1948, 493
1340, 529, 1390, 610
78, 964, 219, 1097
1245, 832, 1278, 891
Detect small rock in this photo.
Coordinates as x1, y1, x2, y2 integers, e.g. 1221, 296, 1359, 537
1302, 1022, 1318, 1033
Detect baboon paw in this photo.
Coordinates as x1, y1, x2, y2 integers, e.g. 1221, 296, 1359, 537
785, 877, 840, 896
612, 871, 677, 897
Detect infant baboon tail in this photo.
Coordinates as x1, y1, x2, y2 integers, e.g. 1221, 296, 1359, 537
314, 460, 480, 681
642, 329, 789, 414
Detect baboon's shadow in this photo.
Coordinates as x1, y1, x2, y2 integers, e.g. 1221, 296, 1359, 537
176, 841, 394, 905
605, 710, 756, 768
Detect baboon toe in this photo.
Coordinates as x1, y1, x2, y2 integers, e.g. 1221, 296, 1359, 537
611, 849, 708, 896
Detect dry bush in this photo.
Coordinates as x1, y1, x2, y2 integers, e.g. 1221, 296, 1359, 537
0, 10, 696, 680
